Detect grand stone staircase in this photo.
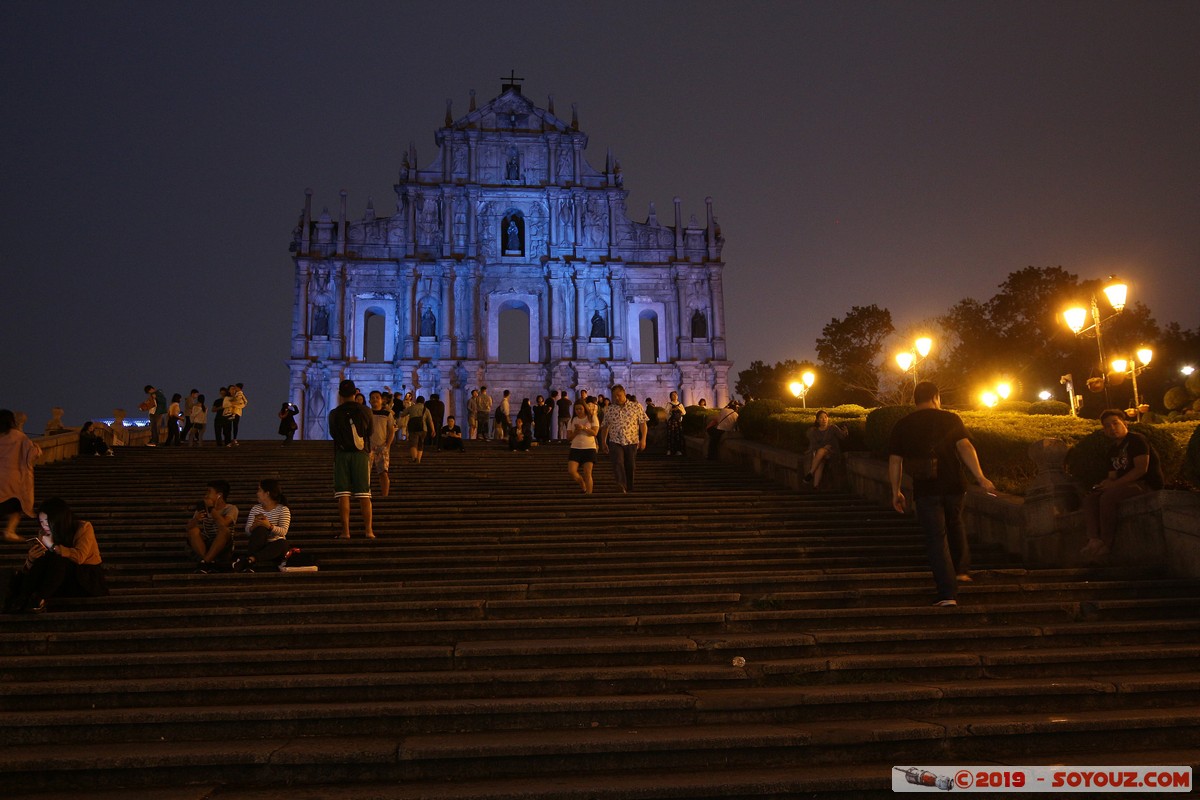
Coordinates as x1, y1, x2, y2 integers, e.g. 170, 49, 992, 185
1, 440, 1198, 799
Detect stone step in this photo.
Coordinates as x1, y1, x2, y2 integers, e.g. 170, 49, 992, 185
2, 709, 1198, 791
7, 439, 1196, 795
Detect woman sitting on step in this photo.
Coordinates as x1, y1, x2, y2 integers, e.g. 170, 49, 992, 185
233, 479, 291, 573
4, 497, 108, 613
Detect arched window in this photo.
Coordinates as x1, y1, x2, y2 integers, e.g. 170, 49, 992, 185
363, 309, 386, 362
498, 303, 531, 363
638, 310, 659, 363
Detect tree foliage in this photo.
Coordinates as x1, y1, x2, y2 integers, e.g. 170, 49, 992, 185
734, 359, 807, 402
814, 305, 894, 405
936, 266, 1160, 414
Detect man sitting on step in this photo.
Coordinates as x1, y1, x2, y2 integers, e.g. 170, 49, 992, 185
186, 480, 238, 573
440, 416, 465, 452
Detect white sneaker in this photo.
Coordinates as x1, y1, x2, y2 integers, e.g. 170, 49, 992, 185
933, 599, 958, 607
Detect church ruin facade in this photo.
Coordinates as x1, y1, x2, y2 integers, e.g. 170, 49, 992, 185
287, 81, 731, 438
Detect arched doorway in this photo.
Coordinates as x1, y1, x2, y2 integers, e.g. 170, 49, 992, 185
638, 310, 659, 363
498, 303, 531, 363
363, 309, 386, 362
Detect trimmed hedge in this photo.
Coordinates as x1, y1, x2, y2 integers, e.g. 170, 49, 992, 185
737, 399, 785, 442
1186, 425, 1200, 485
732, 400, 1199, 495
864, 405, 915, 454
1028, 400, 1072, 416
682, 405, 713, 436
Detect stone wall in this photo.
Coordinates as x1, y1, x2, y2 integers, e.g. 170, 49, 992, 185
706, 432, 1200, 580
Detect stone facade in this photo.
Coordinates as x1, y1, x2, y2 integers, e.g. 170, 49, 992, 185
288, 83, 731, 439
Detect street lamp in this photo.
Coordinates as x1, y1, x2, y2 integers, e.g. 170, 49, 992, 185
979, 380, 1014, 409
788, 371, 816, 409
895, 336, 934, 399
1109, 347, 1153, 420
1063, 276, 1128, 405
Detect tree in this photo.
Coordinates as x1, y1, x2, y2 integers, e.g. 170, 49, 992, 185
938, 266, 1161, 414
815, 305, 894, 405
734, 359, 805, 402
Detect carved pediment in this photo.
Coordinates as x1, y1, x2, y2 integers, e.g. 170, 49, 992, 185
450, 89, 573, 135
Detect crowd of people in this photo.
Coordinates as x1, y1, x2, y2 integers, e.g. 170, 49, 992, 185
138, 384, 250, 447
4, 382, 1168, 611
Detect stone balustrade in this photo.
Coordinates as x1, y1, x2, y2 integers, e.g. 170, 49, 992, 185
701, 431, 1200, 580
32, 423, 151, 466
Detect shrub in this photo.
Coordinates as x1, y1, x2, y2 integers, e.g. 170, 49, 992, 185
1165, 386, 1191, 411
864, 405, 915, 454
1064, 423, 1184, 488
1186, 426, 1200, 484
995, 399, 1032, 414
737, 399, 785, 442
682, 405, 712, 436
1028, 400, 1072, 416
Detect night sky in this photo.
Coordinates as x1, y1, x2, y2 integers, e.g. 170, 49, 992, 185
3, 1, 1197, 437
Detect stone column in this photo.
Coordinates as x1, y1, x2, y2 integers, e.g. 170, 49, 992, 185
573, 265, 587, 353
467, 188, 479, 258
441, 188, 453, 258
398, 265, 414, 359
440, 267, 453, 349
611, 267, 626, 359
573, 189, 583, 247
405, 187, 417, 257
293, 260, 310, 358
707, 265, 727, 361
705, 196, 718, 260
465, 265, 480, 360
467, 131, 478, 184
673, 266, 689, 348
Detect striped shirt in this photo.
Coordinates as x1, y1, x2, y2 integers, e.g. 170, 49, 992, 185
245, 504, 291, 541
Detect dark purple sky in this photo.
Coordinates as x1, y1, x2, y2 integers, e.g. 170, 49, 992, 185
3, 1, 1197, 436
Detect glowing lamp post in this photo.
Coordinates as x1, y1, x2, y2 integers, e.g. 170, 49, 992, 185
980, 381, 1013, 409
1062, 277, 1128, 406
788, 371, 816, 409
895, 337, 933, 400
1109, 348, 1153, 420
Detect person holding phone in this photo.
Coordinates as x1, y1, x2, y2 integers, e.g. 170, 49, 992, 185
186, 480, 238, 572
6, 497, 108, 613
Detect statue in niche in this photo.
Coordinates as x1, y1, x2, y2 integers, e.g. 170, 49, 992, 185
691, 309, 708, 339
585, 199, 606, 247
313, 306, 330, 337
557, 144, 572, 182
311, 272, 335, 336
452, 145, 466, 175
590, 309, 607, 339
306, 379, 327, 432
453, 196, 467, 244
558, 196, 575, 243
506, 219, 520, 251
420, 306, 437, 337
505, 149, 520, 181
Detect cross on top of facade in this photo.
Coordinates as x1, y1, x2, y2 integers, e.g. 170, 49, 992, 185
501, 70, 525, 92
